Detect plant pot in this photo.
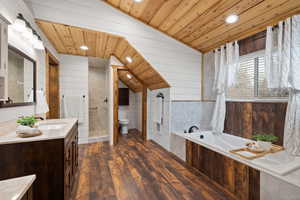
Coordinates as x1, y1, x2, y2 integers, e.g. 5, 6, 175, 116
257, 141, 272, 151
16, 125, 42, 138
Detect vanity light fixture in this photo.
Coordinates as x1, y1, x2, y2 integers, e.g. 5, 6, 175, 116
225, 14, 239, 24
10, 13, 45, 50
126, 56, 133, 63
127, 74, 132, 79
133, 0, 143, 2
80, 45, 89, 50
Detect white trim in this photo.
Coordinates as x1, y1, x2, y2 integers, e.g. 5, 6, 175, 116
78, 135, 109, 144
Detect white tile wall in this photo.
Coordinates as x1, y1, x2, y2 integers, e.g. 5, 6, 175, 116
59, 54, 89, 142
25, 0, 202, 100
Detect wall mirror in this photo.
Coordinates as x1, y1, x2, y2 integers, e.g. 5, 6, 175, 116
0, 45, 36, 107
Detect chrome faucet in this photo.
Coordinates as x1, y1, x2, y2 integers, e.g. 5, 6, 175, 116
188, 126, 199, 133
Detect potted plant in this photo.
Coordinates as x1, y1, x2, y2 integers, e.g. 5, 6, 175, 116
16, 116, 41, 137
252, 134, 278, 151
17, 116, 37, 128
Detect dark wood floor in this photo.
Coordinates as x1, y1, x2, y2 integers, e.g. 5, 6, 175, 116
71, 131, 234, 200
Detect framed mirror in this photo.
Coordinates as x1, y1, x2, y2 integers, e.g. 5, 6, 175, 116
0, 45, 36, 108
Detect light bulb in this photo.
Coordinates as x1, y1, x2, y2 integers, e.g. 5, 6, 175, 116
34, 37, 44, 50
127, 74, 132, 79
22, 26, 33, 41
12, 18, 26, 33
80, 45, 89, 50
225, 14, 239, 24
126, 56, 133, 63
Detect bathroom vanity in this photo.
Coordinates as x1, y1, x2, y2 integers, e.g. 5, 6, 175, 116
0, 118, 78, 200
0, 175, 36, 200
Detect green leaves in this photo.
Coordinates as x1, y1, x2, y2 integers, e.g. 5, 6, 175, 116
17, 116, 37, 127
252, 134, 278, 143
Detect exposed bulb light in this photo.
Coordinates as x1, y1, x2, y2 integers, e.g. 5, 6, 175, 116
126, 56, 133, 63
22, 24, 33, 41
127, 74, 132, 79
12, 14, 26, 33
34, 35, 45, 50
133, 0, 143, 2
225, 14, 239, 24
80, 45, 89, 50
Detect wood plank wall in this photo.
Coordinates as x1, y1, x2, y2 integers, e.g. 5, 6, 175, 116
186, 140, 260, 200
224, 102, 287, 146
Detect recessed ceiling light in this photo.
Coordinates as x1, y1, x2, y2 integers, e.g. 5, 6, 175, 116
126, 56, 133, 63
127, 74, 132, 79
80, 45, 89, 50
133, 0, 143, 3
225, 14, 239, 24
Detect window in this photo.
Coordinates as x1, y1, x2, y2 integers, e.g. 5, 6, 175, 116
227, 50, 288, 99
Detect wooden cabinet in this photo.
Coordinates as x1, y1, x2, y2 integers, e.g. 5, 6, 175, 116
0, 122, 79, 200
21, 185, 34, 200
64, 125, 78, 199
186, 140, 260, 200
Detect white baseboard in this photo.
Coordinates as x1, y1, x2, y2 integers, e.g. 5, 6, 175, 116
78, 135, 109, 144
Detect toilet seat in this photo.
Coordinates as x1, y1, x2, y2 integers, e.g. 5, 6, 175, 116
119, 119, 129, 124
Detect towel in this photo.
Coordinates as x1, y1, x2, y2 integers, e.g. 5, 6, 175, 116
28, 90, 49, 114
153, 97, 163, 124
61, 96, 68, 118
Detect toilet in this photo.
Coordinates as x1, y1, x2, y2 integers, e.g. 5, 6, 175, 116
119, 119, 129, 134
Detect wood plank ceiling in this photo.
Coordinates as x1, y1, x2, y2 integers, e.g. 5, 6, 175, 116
36, 20, 169, 91
118, 69, 143, 92
105, 0, 300, 52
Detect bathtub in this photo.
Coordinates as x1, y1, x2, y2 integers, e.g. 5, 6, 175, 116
173, 131, 300, 180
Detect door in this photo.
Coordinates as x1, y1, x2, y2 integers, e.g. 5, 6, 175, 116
46, 50, 60, 119
48, 64, 59, 118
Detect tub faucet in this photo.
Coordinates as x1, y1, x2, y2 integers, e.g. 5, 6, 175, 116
188, 126, 199, 133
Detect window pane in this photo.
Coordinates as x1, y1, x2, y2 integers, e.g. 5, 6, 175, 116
257, 56, 289, 98
227, 59, 255, 98
227, 52, 288, 100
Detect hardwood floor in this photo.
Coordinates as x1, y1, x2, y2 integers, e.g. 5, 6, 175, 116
71, 131, 234, 200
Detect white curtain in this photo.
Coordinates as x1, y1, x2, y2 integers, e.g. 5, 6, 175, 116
211, 42, 239, 133
265, 15, 300, 156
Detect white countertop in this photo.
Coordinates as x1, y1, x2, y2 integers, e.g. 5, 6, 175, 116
173, 131, 300, 189
0, 175, 36, 200
0, 118, 78, 145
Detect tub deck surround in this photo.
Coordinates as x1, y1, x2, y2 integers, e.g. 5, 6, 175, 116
0, 118, 78, 145
0, 175, 36, 200
173, 131, 300, 189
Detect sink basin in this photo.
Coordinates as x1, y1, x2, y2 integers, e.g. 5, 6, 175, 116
38, 123, 67, 130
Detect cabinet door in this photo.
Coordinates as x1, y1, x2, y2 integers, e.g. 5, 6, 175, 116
0, 18, 8, 100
